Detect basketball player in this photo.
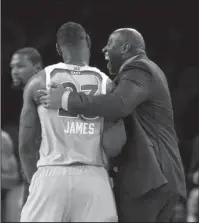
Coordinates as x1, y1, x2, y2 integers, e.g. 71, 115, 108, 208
1, 130, 20, 192
10, 47, 43, 207
1, 130, 24, 222
10, 47, 43, 90
19, 22, 126, 222
1, 130, 20, 221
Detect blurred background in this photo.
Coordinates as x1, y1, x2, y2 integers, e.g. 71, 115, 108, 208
1, 0, 199, 222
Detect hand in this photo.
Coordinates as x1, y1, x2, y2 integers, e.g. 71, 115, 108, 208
38, 82, 66, 109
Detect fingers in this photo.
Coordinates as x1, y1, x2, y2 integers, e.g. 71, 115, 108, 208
38, 82, 63, 94
39, 95, 49, 101
38, 89, 48, 95
39, 95, 49, 104
36, 90, 52, 108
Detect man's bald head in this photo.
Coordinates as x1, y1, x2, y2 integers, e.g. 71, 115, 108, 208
113, 28, 146, 53
103, 28, 146, 75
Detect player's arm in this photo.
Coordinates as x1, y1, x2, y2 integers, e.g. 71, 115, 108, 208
63, 68, 150, 121
102, 78, 127, 157
19, 78, 41, 183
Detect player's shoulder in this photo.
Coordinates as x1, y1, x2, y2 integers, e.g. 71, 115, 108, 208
85, 65, 114, 93
85, 65, 107, 75
23, 69, 46, 98
25, 70, 45, 89
44, 62, 65, 73
85, 65, 111, 84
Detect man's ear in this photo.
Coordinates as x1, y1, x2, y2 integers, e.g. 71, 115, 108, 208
86, 34, 91, 49
121, 42, 131, 54
34, 63, 42, 73
56, 43, 62, 56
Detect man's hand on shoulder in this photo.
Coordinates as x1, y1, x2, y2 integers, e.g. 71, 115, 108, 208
38, 82, 66, 109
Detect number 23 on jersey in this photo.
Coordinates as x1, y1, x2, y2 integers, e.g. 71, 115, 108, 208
58, 81, 99, 120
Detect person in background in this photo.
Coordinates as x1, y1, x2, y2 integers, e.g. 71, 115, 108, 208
187, 135, 199, 222
9, 47, 44, 207
1, 130, 20, 221
189, 135, 199, 175
10, 47, 43, 90
187, 171, 199, 222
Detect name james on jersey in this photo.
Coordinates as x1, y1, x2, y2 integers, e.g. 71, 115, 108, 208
64, 120, 95, 135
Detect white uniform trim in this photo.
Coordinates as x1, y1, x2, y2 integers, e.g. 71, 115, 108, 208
45, 62, 109, 94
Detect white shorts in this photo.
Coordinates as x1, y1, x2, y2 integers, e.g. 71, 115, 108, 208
20, 165, 118, 222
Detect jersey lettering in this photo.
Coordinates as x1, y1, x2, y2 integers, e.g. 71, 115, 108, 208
64, 121, 95, 135
70, 66, 81, 75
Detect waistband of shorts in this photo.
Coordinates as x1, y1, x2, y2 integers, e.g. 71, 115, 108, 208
34, 165, 109, 179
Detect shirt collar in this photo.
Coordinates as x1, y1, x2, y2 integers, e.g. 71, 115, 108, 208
119, 55, 139, 73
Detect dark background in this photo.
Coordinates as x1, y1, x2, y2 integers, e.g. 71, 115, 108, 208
1, 0, 199, 172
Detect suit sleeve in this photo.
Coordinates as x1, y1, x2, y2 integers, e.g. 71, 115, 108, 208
62, 68, 151, 120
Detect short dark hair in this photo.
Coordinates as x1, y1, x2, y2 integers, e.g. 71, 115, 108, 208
57, 22, 90, 48
14, 47, 43, 67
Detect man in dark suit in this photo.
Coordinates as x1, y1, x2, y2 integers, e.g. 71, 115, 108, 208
39, 28, 186, 222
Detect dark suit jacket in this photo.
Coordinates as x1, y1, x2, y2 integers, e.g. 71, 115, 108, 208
67, 54, 187, 198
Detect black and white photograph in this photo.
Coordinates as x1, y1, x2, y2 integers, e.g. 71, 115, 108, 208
1, 0, 199, 222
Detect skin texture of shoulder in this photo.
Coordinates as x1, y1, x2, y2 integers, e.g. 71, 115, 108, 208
24, 69, 46, 103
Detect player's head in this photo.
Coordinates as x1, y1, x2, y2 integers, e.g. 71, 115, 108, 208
10, 47, 43, 89
102, 28, 146, 74
56, 22, 91, 65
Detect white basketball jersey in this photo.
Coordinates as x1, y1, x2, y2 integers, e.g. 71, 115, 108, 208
37, 62, 109, 168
